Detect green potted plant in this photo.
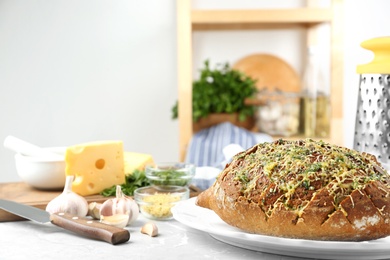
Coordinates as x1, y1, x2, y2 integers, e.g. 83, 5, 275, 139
172, 60, 257, 132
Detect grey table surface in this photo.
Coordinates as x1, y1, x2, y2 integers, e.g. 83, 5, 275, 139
0, 214, 311, 260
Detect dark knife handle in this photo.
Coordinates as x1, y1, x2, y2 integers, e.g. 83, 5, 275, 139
50, 213, 130, 245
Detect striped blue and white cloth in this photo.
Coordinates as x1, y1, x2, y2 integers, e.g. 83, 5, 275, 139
185, 122, 273, 169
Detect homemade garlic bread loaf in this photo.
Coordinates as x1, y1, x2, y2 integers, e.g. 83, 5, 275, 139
196, 139, 390, 241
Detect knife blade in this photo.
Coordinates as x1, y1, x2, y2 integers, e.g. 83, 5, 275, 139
0, 199, 130, 245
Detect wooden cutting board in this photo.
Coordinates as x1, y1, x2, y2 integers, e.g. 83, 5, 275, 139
0, 182, 110, 222
233, 53, 301, 93
0, 182, 202, 222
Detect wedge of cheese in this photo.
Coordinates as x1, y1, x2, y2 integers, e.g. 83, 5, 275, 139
124, 152, 154, 175
65, 140, 125, 196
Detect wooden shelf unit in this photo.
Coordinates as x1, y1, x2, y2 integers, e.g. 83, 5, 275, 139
176, 0, 344, 161
191, 8, 333, 29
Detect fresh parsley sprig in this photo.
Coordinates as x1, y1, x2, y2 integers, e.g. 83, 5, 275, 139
100, 170, 150, 197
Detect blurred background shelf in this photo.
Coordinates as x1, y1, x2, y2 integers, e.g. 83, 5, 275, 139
191, 8, 333, 29
177, 0, 344, 161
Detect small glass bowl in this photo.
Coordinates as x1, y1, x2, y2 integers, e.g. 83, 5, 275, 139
134, 185, 189, 220
145, 162, 195, 187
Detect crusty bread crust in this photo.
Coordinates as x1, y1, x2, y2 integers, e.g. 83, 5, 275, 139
196, 139, 390, 241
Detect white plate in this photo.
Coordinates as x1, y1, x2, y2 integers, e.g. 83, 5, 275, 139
172, 198, 390, 260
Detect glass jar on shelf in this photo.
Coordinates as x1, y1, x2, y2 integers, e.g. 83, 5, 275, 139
300, 47, 330, 138
256, 88, 300, 137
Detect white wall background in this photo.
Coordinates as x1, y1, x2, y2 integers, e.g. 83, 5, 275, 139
0, 0, 389, 183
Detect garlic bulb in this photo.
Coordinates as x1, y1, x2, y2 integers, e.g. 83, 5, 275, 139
99, 185, 139, 226
46, 176, 88, 217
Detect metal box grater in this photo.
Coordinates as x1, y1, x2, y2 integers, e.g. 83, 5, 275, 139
353, 37, 390, 165
354, 74, 390, 163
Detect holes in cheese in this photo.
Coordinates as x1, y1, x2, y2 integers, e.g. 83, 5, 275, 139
65, 140, 125, 196
95, 159, 105, 169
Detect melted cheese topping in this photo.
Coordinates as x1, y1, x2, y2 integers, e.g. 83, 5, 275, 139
231, 139, 390, 215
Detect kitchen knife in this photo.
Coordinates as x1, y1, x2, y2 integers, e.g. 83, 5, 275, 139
0, 199, 130, 245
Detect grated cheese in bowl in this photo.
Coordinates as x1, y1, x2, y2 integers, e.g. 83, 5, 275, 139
134, 186, 189, 220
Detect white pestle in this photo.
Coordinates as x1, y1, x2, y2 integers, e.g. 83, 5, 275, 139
3, 135, 64, 160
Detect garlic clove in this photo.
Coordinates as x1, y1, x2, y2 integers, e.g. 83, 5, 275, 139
88, 202, 102, 219
100, 214, 129, 228
46, 176, 88, 217
141, 222, 158, 237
